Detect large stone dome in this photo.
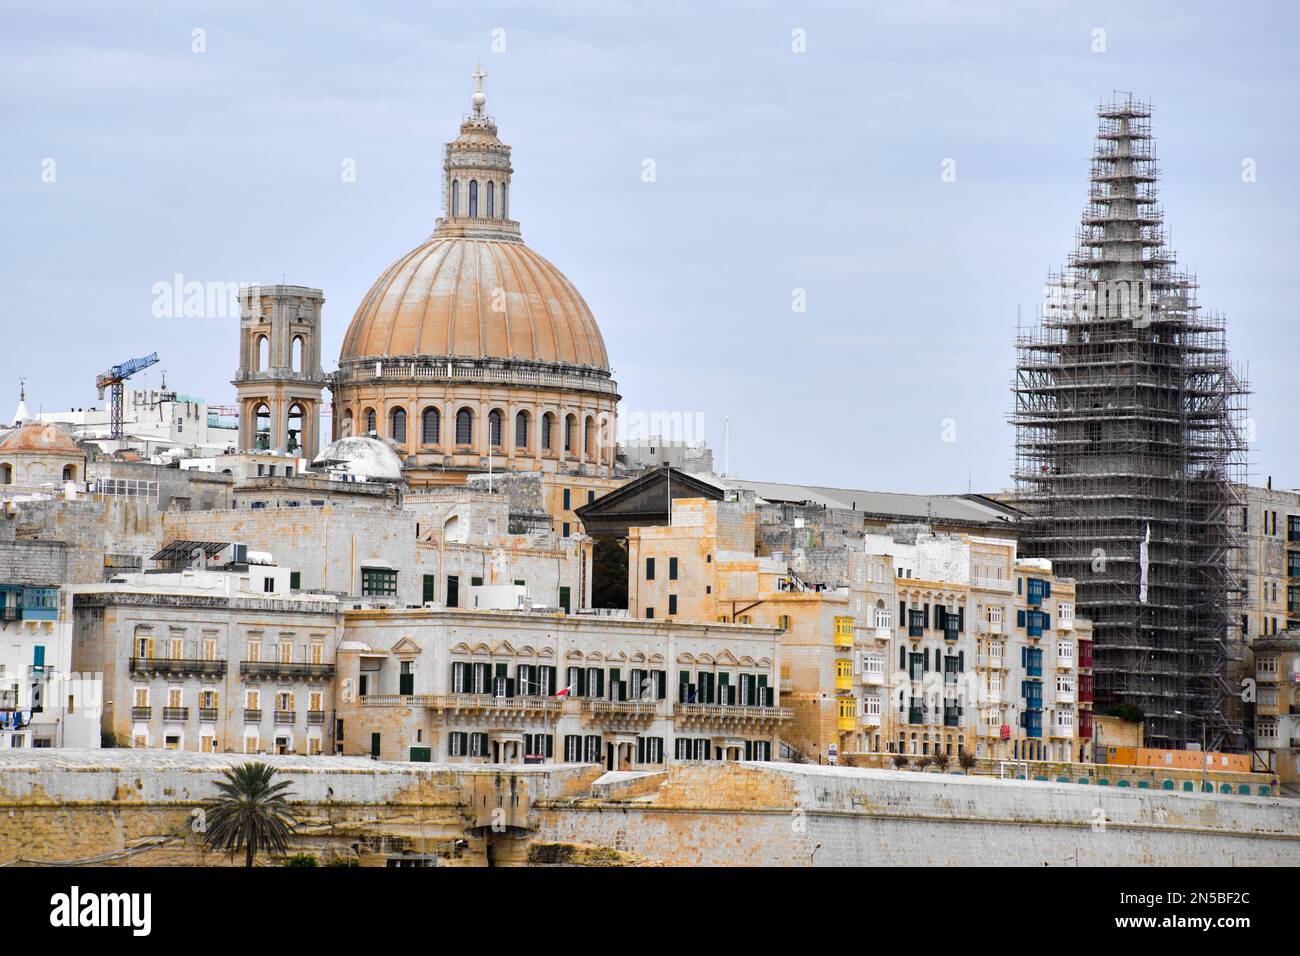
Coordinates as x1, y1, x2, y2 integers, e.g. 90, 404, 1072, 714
339, 236, 609, 370
327, 67, 619, 486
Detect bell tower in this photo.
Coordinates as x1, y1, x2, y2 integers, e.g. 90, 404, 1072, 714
233, 284, 325, 457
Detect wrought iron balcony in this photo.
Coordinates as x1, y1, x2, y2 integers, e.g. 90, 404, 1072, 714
130, 658, 227, 677
243, 708, 262, 722
199, 707, 219, 722
131, 706, 151, 720
239, 661, 334, 679
274, 710, 296, 724
162, 707, 189, 721
307, 710, 325, 724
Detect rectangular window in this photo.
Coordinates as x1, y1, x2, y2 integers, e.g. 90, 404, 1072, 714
422, 574, 436, 604
563, 488, 571, 510
446, 575, 459, 608
361, 567, 398, 596
668, 594, 677, 616
564, 735, 582, 762
646, 557, 655, 581
669, 557, 678, 580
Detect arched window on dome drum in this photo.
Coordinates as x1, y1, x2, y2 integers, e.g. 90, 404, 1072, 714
541, 412, 555, 451
364, 407, 377, 435
450, 180, 459, 217
291, 336, 304, 373
502, 183, 508, 219
256, 335, 269, 372
564, 414, 576, 454
486, 181, 495, 218
390, 407, 407, 444
455, 408, 474, 446
488, 409, 503, 447
469, 180, 478, 217
422, 407, 441, 445
1, 463, 11, 485
514, 411, 529, 449
341, 408, 353, 438
584, 416, 595, 460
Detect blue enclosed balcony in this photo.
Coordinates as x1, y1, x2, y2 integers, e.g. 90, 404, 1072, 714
22, 588, 59, 621
1026, 578, 1050, 607
0, 586, 59, 622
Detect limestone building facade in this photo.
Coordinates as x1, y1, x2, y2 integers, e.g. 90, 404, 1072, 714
607, 489, 1093, 765
1251, 633, 1300, 786
73, 564, 341, 755
335, 608, 787, 769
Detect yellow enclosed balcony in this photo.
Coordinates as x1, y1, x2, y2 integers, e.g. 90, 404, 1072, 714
833, 616, 855, 649
837, 699, 857, 732
835, 659, 853, 691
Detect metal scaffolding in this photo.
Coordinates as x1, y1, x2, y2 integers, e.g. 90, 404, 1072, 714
1012, 95, 1249, 751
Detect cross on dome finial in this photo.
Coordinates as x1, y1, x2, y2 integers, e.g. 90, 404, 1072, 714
470, 63, 487, 116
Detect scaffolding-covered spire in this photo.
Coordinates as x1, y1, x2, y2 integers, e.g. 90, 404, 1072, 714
1012, 95, 1248, 752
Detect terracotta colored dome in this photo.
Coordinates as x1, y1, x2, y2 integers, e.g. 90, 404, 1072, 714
339, 237, 609, 370
0, 422, 81, 455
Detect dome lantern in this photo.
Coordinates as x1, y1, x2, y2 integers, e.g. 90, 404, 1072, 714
438, 64, 518, 242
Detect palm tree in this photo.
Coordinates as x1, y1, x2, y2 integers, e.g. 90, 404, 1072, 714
203, 761, 297, 867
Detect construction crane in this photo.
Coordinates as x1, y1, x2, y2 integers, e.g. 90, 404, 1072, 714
95, 352, 159, 441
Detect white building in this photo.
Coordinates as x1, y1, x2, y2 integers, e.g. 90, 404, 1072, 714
0, 539, 100, 748
41, 387, 240, 458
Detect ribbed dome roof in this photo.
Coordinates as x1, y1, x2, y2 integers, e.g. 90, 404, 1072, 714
0, 422, 81, 455
339, 237, 610, 370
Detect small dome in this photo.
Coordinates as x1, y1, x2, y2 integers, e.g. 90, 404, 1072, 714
312, 435, 404, 482
0, 422, 81, 456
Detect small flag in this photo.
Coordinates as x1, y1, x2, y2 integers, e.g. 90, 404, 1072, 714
1138, 523, 1150, 604
556, 685, 574, 699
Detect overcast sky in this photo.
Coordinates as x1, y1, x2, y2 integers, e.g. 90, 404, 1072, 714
2, 0, 1296, 493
